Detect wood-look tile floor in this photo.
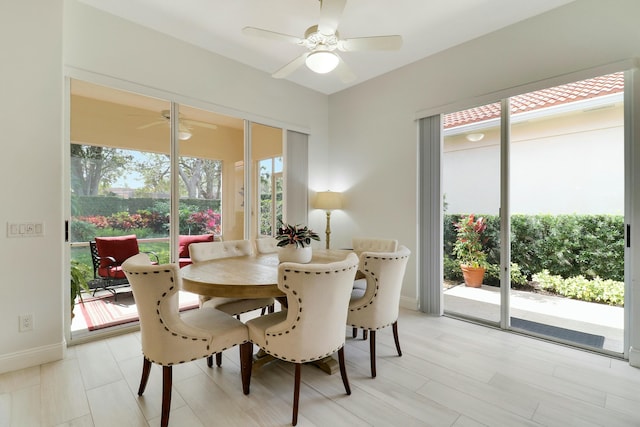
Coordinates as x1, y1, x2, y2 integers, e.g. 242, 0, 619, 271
3, 309, 640, 426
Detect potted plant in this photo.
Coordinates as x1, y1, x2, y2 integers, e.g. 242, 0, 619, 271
70, 260, 91, 318
452, 214, 488, 287
275, 222, 320, 263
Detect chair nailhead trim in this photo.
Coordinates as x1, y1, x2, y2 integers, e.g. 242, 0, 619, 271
137, 269, 250, 366
349, 254, 410, 313
254, 344, 345, 363
261, 265, 356, 361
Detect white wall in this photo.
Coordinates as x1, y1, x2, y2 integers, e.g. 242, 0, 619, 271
0, 1, 64, 372
444, 107, 625, 215
0, 0, 330, 374
326, 0, 640, 310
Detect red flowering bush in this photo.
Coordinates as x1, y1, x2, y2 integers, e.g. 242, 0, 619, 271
107, 212, 147, 231
76, 215, 109, 229
187, 209, 221, 235
453, 214, 488, 268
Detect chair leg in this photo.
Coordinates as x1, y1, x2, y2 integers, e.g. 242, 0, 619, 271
207, 355, 213, 367
161, 366, 172, 427
292, 363, 302, 426
352, 327, 357, 338
392, 321, 402, 357
268, 303, 275, 313
337, 347, 351, 395
239, 342, 253, 395
138, 357, 152, 395
363, 329, 368, 340
369, 330, 377, 378
216, 352, 222, 367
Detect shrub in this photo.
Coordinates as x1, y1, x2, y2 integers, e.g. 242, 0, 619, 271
452, 214, 488, 268
443, 255, 463, 282
483, 262, 528, 287
137, 209, 168, 234
187, 209, 221, 235
107, 212, 147, 231
76, 215, 109, 229
70, 220, 98, 243
533, 270, 624, 306
446, 213, 624, 282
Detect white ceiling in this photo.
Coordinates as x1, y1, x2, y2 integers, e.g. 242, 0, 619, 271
77, 0, 574, 95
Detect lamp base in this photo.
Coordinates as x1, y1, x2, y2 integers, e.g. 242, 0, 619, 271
325, 211, 332, 250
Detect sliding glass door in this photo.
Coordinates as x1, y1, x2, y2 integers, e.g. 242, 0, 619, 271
442, 102, 502, 325
438, 72, 626, 354
507, 73, 625, 352
68, 78, 289, 339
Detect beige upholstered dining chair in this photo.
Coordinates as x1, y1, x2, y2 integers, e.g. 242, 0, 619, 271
347, 246, 411, 378
254, 236, 278, 254
352, 237, 398, 254
350, 237, 398, 338
121, 253, 252, 427
190, 239, 275, 366
245, 253, 359, 426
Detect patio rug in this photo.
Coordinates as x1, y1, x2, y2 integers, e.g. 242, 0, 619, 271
510, 317, 605, 348
79, 291, 200, 331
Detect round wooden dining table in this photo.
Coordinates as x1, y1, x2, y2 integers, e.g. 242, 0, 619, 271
180, 248, 355, 374
181, 249, 353, 299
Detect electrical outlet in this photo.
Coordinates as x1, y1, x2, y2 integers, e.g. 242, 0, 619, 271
19, 314, 33, 332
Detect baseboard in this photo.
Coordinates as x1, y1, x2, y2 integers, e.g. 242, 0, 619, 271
628, 346, 640, 368
0, 341, 65, 375
399, 295, 418, 311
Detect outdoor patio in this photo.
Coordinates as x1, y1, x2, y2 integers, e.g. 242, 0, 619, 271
444, 284, 624, 354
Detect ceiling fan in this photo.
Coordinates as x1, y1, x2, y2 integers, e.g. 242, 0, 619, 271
242, 0, 402, 82
136, 110, 217, 140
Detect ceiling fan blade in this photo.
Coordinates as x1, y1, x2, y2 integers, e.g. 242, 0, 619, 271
136, 120, 165, 130
184, 119, 217, 130
338, 35, 403, 52
317, 0, 347, 35
272, 52, 309, 79
335, 56, 356, 83
242, 26, 304, 45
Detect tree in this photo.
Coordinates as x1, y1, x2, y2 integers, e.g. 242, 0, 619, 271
135, 153, 171, 196
134, 153, 221, 199
70, 144, 132, 196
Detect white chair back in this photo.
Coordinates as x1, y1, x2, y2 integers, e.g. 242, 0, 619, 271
122, 253, 213, 364
189, 240, 253, 263
248, 253, 359, 362
352, 237, 398, 254
348, 246, 411, 329
255, 236, 278, 254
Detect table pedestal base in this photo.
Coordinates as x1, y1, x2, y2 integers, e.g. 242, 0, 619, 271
252, 350, 338, 374
311, 356, 338, 375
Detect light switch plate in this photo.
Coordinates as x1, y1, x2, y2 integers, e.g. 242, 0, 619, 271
7, 222, 44, 238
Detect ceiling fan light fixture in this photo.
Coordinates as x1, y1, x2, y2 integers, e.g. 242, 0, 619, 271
178, 123, 192, 140
305, 50, 339, 74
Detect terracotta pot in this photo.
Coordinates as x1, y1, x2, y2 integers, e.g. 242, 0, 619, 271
277, 245, 312, 263
460, 265, 485, 287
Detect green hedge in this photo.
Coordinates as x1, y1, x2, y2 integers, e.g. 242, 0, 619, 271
72, 195, 220, 216
444, 213, 624, 282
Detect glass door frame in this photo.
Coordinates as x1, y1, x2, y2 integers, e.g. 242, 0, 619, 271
418, 63, 635, 359
64, 69, 302, 344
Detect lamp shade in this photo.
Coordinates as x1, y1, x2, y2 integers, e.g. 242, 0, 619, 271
314, 191, 343, 210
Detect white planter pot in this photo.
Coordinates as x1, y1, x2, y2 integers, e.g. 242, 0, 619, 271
277, 245, 312, 264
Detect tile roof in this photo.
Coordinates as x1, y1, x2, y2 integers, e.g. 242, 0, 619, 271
444, 72, 624, 129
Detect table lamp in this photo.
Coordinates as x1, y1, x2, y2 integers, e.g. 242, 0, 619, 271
314, 191, 343, 249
